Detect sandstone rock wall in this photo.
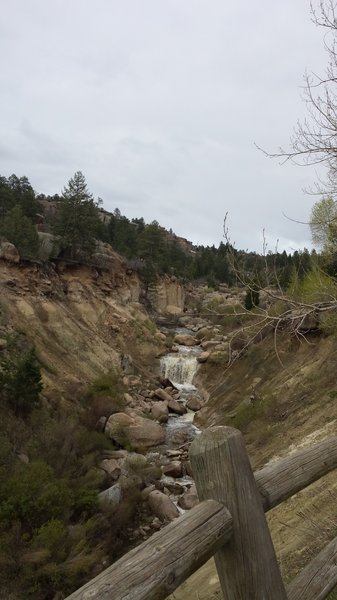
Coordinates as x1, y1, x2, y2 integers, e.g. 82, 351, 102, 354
147, 276, 185, 315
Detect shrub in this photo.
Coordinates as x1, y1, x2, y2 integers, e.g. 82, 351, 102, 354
0, 348, 42, 418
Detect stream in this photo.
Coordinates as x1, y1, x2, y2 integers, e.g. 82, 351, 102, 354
153, 330, 203, 510
160, 342, 202, 447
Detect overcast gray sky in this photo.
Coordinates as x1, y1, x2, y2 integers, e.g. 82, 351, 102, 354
0, 0, 329, 251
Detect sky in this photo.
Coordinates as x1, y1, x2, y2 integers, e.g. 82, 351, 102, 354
0, 0, 330, 252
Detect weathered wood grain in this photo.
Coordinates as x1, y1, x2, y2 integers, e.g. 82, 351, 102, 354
287, 534, 337, 600
255, 435, 337, 511
66, 431, 337, 600
190, 426, 287, 599
65, 499, 232, 600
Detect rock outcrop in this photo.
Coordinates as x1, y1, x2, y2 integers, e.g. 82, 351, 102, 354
147, 276, 185, 315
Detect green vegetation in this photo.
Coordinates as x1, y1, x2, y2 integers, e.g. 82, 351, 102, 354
0, 339, 42, 418
1, 205, 40, 260
53, 171, 101, 260
0, 349, 140, 599
0, 170, 318, 295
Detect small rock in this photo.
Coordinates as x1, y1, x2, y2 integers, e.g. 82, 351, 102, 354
17, 453, 29, 465
178, 485, 199, 510
186, 397, 202, 411
95, 416, 107, 433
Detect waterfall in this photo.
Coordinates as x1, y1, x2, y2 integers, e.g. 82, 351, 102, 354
160, 351, 199, 385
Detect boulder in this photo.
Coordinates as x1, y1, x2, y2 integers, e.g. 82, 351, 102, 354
128, 417, 166, 449
151, 401, 169, 423
99, 458, 122, 480
154, 388, 173, 402
186, 397, 202, 411
173, 334, 198, 346
168, 397, 187, 415
0, 241, 20, 263
195, 327, 213, 341
141, 484, 156, 500
105, 412, 165, 449
178, 485, 199, 510
148, 490, 180, 522
162, 460, 183, 478
197, 351, 210, 363
201, 339, 221, 350
105, 412, 135, 443
98, 483, 122, 507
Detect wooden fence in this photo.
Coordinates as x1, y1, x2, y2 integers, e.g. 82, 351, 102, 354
66, 426, 337, 599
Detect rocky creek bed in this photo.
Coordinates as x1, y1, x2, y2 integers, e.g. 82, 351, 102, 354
96, 320, 220, 542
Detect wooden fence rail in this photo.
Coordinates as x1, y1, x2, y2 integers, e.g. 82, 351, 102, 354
66, 427, 337, 600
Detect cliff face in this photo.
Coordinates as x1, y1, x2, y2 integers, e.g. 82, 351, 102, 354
147, 276, 185, 315
0, 259, 167, 402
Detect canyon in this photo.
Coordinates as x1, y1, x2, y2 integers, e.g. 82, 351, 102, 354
2, 253, 337, 599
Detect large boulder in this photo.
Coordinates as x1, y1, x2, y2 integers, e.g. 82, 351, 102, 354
148, 490, 180, 522
105, 412, 165, 450
174, 334, 198, 346
128, 417, 166, 449
0, 241, 20, 263
105, 412, 134, 443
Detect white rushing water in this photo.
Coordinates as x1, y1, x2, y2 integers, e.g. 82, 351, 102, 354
160, 343, 202, 448
160, 346, 200, 386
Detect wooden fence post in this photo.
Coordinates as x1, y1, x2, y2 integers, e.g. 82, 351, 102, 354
190, 426, 287, 599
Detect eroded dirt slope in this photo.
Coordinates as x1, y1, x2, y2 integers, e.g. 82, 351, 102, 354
0, 261, 165, 404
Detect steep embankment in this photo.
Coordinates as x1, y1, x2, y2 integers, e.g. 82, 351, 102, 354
0, 259, 169, 402
169, 323, 337, 599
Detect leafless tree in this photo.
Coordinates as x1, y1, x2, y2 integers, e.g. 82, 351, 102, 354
260, 1, 337, 198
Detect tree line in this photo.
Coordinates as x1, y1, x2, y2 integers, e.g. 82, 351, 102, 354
0, 170, 316, 289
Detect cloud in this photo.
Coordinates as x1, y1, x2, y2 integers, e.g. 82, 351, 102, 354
0, 0, 327, 250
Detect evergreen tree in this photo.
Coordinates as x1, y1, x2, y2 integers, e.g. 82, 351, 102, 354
53, 172, 100, 260
0, 348, 42, 418
0, 205, 39, 259
244, 284, 260, 310
7, 174, 40, 221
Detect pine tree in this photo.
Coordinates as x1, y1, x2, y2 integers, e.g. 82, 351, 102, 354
53, 172, 100, 260
0, 348, 42, 417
